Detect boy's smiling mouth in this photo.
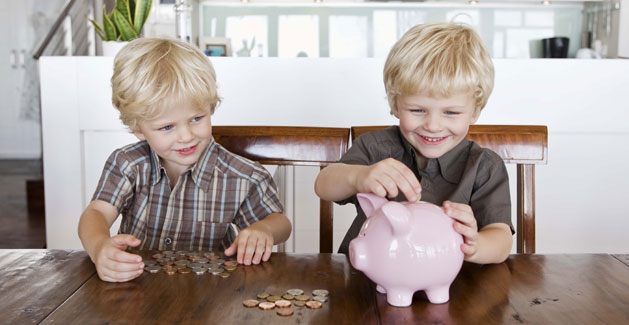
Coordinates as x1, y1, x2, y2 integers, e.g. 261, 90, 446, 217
175, 144, 198, 156
419, 135, 448, 144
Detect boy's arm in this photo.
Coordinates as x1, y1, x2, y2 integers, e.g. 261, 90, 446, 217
468, 223, 512, 264
78, 200, 144, 282
315, 160, 421, 202
224, 212, 291, 265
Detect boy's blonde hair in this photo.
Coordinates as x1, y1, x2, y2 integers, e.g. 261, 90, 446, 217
111, 38, 220, 131
384, 22, 494, 113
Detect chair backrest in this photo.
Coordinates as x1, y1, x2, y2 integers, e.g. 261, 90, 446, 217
350, 125, 548, 254
212, 126, 351, 253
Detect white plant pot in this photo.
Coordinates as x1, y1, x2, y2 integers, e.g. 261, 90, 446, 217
102, 41, 129, 57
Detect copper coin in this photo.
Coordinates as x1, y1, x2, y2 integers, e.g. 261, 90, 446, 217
282, 294, 295, 300
266, 295, 281, 303
174, 264, 187, 270
144, 260, 157, 266
223, 260, 238, 267
164, 269, 176, 275
295, 294, 310, 301
203, 252, 216, 258
218, 272, 230, 278
209, 255, 219, 261
162, 265, 175, 271
224, 265, 237, 271
275, 300, 291, 308
257, 292, 270, 299
152, 253, 165, 259
258, 302, 275, 310
178, 267, 191, 274
306, 301, 322, 309
276, 307, 294, 316
312, 289, 329, 297
243, 299, 259, 308
160, 260, 173, 266
293, 300, 306, 307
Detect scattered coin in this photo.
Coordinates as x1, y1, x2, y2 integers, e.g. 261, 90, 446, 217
266, 295, 281, 303
174, 260, 189, 266
243, 299, 260, 308
257, 293, 270, 299
293, 300, 306, 307
258, 302, 275, 310
275, 300, 291, 308
313, 296, 328, 303
224, 265, 237, 271
174, 264, 187, 270
144, 265, 161, 273
178, 268, 191, 274
192, 267, 206, 275
276, 307, 294, 316
306, 301, 322, 309
214, 259, 225, 264
196, 258, 209, 264
312, 289, 329, 297
152, 253, 165, 259
164, 268, 176, 275
208, 255, 219, 261
282, 294, 294, 300
295, 294, 310, 301
144, 260, 157, 266
218, 272, 230, 278
223, 260, 238, 267
286, 289, 304, 296
162, 251, 175, 256
210, 268, 224, 275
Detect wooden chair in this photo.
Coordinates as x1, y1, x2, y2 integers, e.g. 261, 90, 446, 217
350, 125, 548, 254
212, 126, 351, 253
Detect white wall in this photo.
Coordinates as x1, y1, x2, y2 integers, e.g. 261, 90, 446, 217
40, 57, 629, 253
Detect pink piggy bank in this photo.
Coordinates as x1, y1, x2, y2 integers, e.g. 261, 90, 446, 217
349, 193, 464, 307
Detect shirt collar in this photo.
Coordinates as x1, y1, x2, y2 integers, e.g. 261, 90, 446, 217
149, 138, 219, 190
397, 128, 470, 184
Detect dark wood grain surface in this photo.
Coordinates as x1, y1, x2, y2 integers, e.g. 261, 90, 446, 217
4, 251, 629, 324
0, 249, 95, 324
41, 253, 379, 324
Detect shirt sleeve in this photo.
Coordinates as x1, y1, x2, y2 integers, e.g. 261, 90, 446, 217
470, 152, 515, 234
233, 163, 284, 230
91, 149, 136, 214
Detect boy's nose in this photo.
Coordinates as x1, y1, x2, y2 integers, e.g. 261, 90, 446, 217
423, 114, 442, 132
178, 125, 194, 142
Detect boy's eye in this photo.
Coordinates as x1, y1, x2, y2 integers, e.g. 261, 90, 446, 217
192, 116, 204, 122
445, 111, 460, 115
160, 125, 173, 131
410, 109, 425, 113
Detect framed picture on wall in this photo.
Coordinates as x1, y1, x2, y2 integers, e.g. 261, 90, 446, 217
200, 37, 232, 57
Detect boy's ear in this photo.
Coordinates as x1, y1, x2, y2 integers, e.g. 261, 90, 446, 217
470, 107, 481, 124
133, 130, 146, 141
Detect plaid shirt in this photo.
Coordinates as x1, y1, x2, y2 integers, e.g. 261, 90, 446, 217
92, 138, 283, 251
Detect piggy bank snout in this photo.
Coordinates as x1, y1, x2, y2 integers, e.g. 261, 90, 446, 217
349, 239, 367, 271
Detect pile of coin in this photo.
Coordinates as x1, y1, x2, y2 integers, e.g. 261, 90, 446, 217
242, 288, 329, 317
143, 251, 237, 278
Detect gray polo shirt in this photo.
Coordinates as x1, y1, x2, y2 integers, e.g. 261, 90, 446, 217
337, 126, 514, 255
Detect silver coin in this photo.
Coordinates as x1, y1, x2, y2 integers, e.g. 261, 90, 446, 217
186, 251, 200, 257
313, 295, 328, 303
162, 251, 175, 256
213, 259, 225, 264
156, 257, 171, 263
286, 289, 304, 296
188, 262, 205, 269
203, 252, 216, 258
144, 260, 157, 266
210, 268, 224, 275
192, 267, 206, 275
196, 258, 209, 264
312, 289, 329, 297
175, 251, 188, 256
174, 260, 189, 266
144, 265, 161, 273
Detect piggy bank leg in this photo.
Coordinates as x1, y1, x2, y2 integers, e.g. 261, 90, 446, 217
425, 285, 451, 304
376, 285, 386, 294
386, 288, 414, 307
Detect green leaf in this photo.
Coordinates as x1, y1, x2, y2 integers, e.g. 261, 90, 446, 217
112, 9, 138, 41
133, 0, 152, 35
129, 0, 136, 22
116, 0, 133, 25
102, 6, 117, 41
89, 19, 106, 40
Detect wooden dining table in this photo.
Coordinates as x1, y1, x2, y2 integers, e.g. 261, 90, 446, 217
1, 250, 628, 324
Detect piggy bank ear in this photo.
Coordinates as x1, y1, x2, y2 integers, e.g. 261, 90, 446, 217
357, 193, 389, 218
380, 202, 410, 236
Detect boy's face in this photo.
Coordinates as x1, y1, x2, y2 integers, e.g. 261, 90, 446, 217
393, 92, 480, 159
133, 100, 212, 175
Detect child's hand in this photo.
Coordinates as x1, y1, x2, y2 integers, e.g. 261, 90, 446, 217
93, 234, 143, 282
443, 201, 478, 261
354, 158, 422, 202
224, 224, 274, 265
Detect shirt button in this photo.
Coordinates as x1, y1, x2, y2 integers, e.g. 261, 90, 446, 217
165, 237, 172, 245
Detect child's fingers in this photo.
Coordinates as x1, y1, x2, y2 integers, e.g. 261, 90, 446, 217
111, 234, 141, 249
243, 237, 258, 265
252, 239, 267, 264
105, 259, 144, 273
262, 240, 273, 262
100, 269, 144, 282
109, 249, 142, 264
389, 161, 422, 200
224, 241, 237, 256
235, 233, 250, 264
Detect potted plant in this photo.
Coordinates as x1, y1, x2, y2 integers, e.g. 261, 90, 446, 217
90, 0, 153, 56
